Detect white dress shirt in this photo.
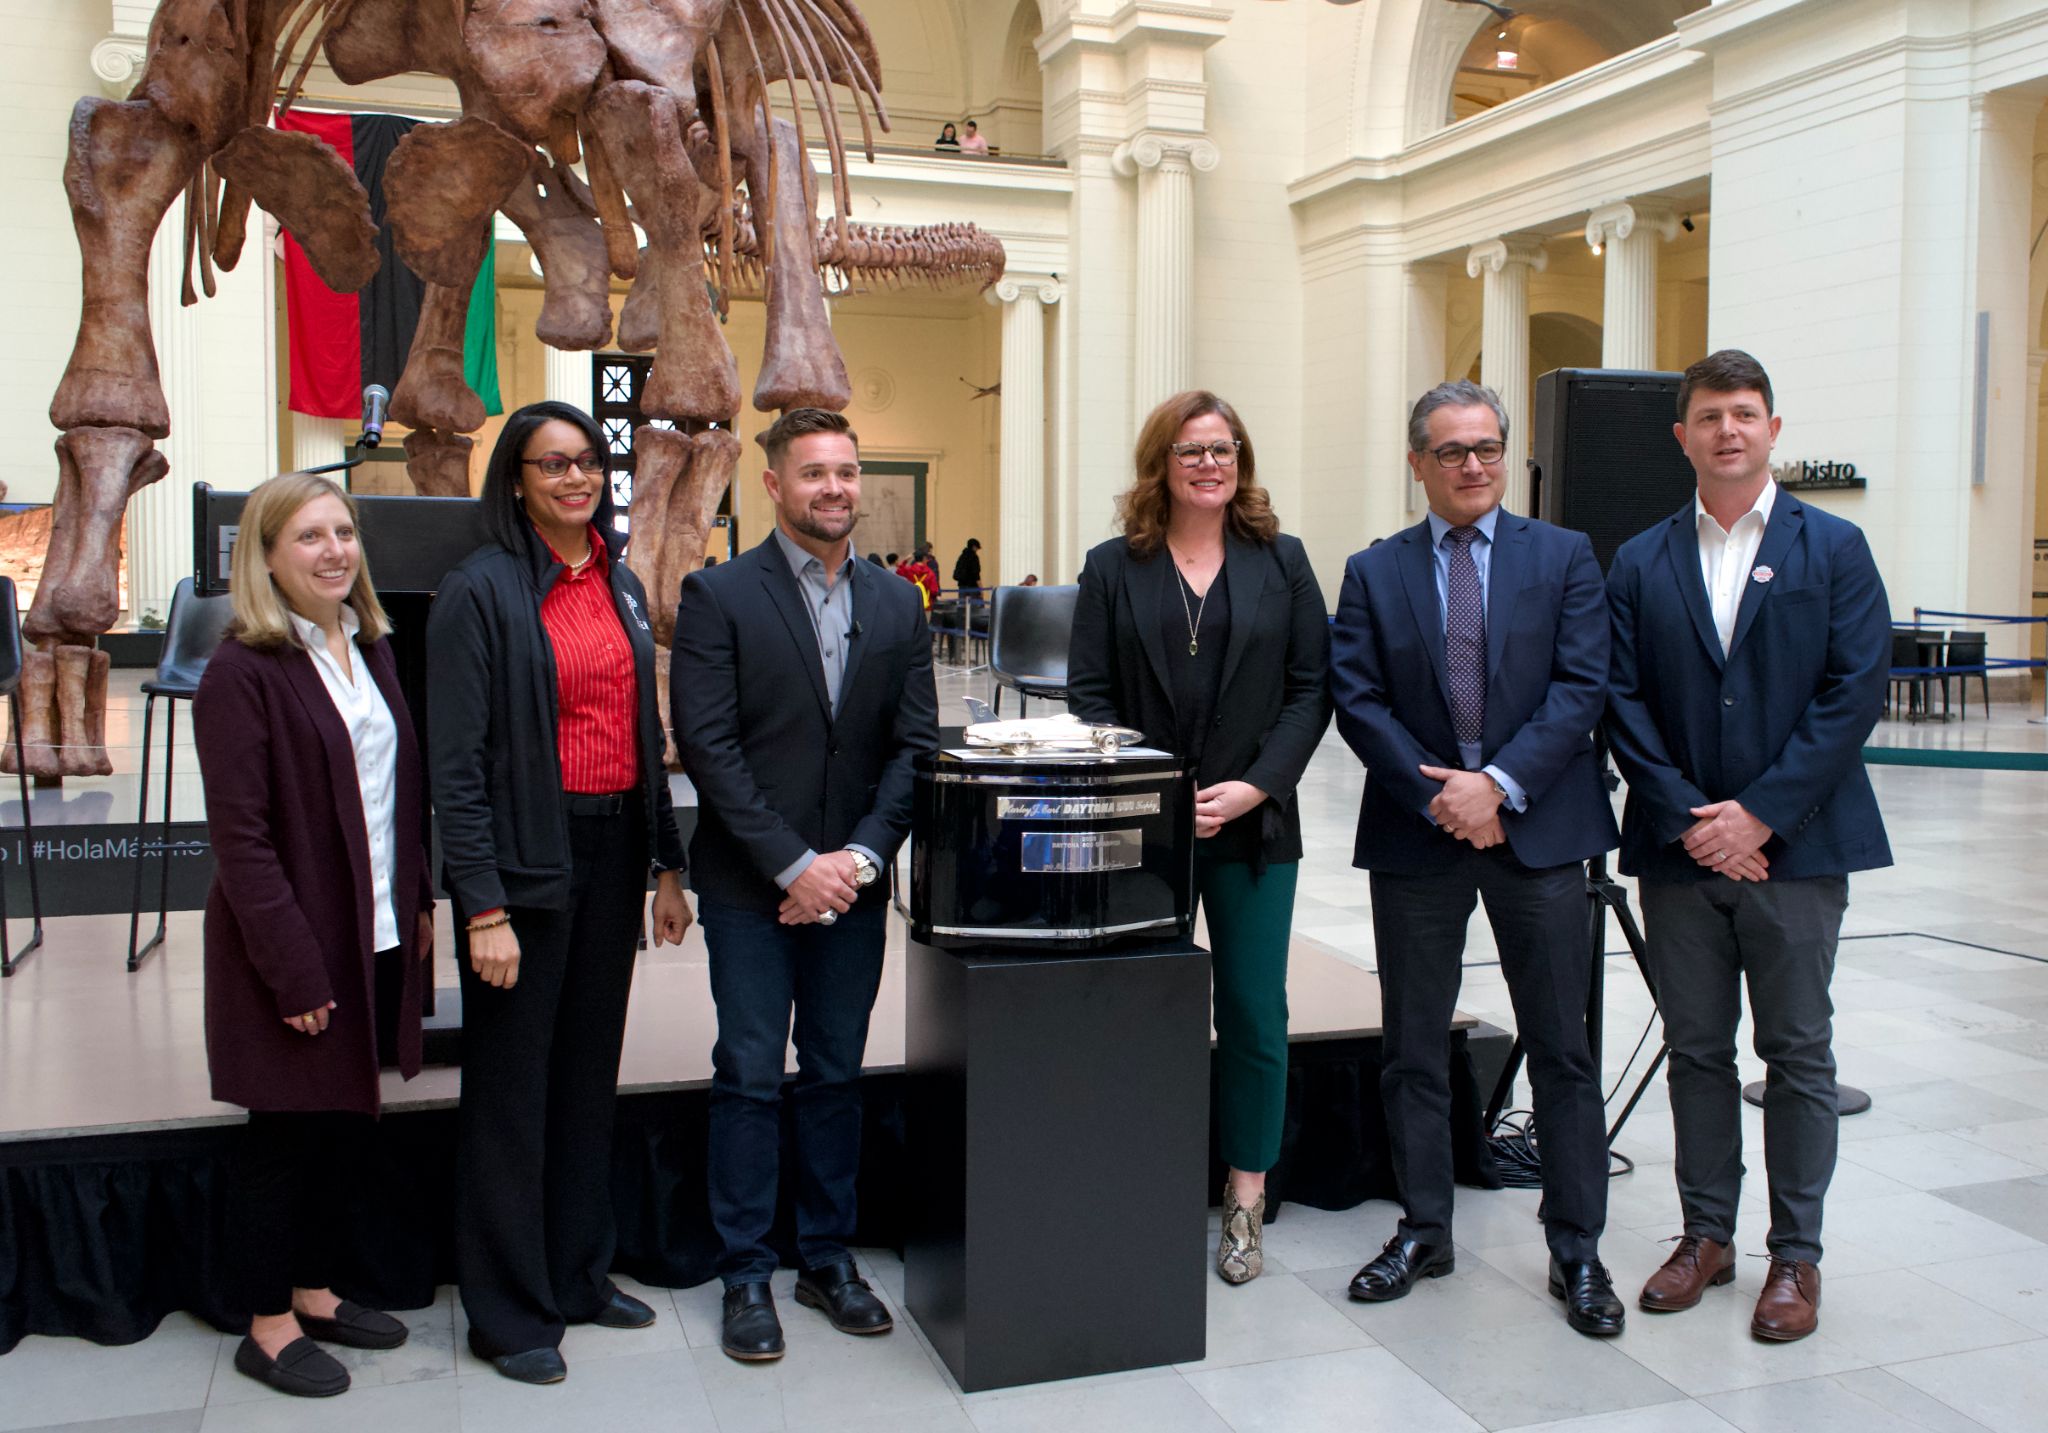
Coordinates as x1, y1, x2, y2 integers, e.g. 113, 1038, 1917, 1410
1695, 479, 1777, 655
289, 608, 401, 950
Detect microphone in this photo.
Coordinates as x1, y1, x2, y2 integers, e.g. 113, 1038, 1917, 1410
851, 620, 864, 637
360, 384, 391, 448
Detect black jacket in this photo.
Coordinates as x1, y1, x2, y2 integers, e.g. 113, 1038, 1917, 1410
672, 533, 940, 914
952, 544, 981, 588
1068, 530, 1332, 865
426, 511, 685, 917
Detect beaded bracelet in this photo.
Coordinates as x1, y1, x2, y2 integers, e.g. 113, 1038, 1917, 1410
466, 913, 511, 933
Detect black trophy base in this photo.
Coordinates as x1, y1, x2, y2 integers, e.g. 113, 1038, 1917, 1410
904, 937, 1212, 1392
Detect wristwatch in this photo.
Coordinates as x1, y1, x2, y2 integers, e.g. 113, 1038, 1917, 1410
848, 851, 878, 887
1489, 776, 1510, 802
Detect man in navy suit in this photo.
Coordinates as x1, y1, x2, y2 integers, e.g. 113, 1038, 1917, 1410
672, 408, 939, 1362
1605, 350, 1890, 1342
1332, 381, 1624, 1336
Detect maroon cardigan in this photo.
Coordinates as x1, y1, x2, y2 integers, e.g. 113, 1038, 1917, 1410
194, 633, 433, 1115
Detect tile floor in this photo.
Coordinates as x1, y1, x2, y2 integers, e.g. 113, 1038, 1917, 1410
5, 678, 2048, 1430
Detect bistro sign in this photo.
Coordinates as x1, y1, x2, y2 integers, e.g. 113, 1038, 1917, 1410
1771, 459, 1867, 491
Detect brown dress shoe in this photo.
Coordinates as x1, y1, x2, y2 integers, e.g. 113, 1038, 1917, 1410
1639, 1235, 1735, 1312
1751, 1256, 1820, 1341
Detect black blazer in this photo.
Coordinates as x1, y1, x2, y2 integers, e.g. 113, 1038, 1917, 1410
672, 534, 941, 913
1068, 530, 1332, 865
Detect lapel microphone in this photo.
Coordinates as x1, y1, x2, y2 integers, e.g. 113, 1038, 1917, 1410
852, 621, 864, 637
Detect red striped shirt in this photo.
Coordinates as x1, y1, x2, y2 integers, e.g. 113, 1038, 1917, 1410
539, 529, 639, 794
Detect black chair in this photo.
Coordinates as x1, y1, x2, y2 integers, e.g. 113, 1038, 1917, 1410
128, 577, 235, 972
1947, 630, 1990, 718
1886, 629, 1929, 719
0, 578, 44, 977
989, 583, 1078, 716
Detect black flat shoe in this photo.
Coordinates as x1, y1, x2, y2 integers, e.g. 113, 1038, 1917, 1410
295, 1300, 409, 1350
1549, 1257, 1626, 1337
590, 1285, 657, 1330
233, 1335, 350, 1398
491, 1348, 568, 1384
721, 1282, 785, 1361
794, 1259, 893, 1335
1348, 1236, 1455, 1302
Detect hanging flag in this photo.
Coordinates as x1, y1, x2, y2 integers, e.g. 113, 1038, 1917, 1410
279, 110, 502, 421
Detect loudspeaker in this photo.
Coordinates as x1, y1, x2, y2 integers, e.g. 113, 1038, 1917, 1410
1531, 368, 1697, 573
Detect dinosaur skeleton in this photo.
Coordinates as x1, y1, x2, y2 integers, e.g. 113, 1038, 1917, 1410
19, 0, 1003, 777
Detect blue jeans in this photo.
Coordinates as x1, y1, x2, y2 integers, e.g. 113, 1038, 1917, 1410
701, 897, 887, 1285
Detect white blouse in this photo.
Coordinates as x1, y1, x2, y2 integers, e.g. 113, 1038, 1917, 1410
289, 608, 401, 951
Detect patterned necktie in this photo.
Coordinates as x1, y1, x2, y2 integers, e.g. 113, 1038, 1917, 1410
1445, 525, 1486, 748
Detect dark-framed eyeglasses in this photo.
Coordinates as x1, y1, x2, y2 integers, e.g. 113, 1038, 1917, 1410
1171, 440, 1242, 468
522, 450, 606, 478
1429, 440, 1505, 469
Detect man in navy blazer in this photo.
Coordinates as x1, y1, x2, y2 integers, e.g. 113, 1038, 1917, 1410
1604, 350, 1890, 1343
1332, 380, 1624, 1336
672, 408, 939, 1363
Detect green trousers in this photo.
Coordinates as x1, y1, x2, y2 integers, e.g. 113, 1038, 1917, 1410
1197, 852, 1297, 1174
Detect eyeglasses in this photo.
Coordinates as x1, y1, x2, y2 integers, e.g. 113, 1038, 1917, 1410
522, 450, 605, 478
1428, 440, 1505, 469
1171, 440, 1242, 468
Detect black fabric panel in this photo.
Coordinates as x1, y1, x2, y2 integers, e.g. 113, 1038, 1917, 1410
0, 1038, 1495, 1352
352, 113, 426, 395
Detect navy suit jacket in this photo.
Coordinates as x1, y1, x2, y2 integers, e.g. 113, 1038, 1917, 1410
1603, 491, 1892, 883
1332, 510, 1619, 875
671, 534, 940, 914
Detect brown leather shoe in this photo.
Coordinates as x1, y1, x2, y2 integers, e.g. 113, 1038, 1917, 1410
1751, 1256, 1820, 1341
1639, 1235, 1735, 1312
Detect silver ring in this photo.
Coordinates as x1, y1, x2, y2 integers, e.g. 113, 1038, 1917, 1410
817, 910, 838, 925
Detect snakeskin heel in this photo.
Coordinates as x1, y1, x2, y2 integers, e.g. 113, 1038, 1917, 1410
1217, 1181, 1267, 1285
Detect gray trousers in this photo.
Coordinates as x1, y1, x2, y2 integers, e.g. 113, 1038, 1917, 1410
1637, 874, 1848, 1264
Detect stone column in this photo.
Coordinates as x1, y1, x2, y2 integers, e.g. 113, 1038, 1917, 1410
1113, 135, 1218, 415
1586, 199, 1677, 370
990, 275, 1063, 586
546, 344, 594, 413
124, 209, 203, 626
1466, 234, 1548, 514
289, 416, 351, 475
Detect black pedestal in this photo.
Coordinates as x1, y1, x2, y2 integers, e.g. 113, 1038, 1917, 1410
904, 937, 1212, 1392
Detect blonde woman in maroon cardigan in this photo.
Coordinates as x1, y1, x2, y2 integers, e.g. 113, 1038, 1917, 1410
194, 472, 434, 1399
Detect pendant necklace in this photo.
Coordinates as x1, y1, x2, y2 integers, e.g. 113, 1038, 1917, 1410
1169, 550, 1212, 656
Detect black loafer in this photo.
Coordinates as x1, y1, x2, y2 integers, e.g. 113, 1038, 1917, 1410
794, 1259, 893, 1335
233, 1335, 350, 1398
590, 1285, 657, 1330
1549, 1257, 1626, 1337
295, 1299, 409, 1350
721, 1282, 785, 1361
1347, 1236, 1455, 1302
491, 1348, 569, 1384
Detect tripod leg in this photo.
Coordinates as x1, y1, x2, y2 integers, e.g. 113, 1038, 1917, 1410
127, 694, 155, 971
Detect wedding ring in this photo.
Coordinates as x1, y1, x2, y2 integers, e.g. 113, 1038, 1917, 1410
818, 910, 838, 925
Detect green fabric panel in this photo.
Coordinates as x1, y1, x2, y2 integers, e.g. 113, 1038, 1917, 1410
463, 254, 503, 418
1862, 746, 2048, 772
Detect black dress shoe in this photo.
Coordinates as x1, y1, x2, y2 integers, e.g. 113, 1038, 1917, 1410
491, 1348, 569, 1384
295, 1300, 409, 1350
1348, 1236, 1455, 1303
794, 1258, 894, 1335
590, 1284, 657, 1330
721, 1282, 786, 1361
1549, 1258, 1626, 1337
233, 1335, 350, 1397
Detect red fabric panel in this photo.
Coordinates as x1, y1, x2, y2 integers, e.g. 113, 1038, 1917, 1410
278, 111, 360, 420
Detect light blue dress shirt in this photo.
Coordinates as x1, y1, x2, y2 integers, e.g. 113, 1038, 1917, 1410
1422, 506, 1528, 814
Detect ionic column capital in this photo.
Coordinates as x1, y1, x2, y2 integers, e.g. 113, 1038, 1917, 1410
1466, 234, 1549, 280
1111, 134, 1220, 178
991, 274, 1065, 307
90, 36, 147, 96
1585, 199, 1679, 252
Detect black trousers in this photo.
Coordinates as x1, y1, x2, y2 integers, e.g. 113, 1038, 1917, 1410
230, 1110, 373, 1319
455, 795, 647, 1356
1370, 845, 1607, 1263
